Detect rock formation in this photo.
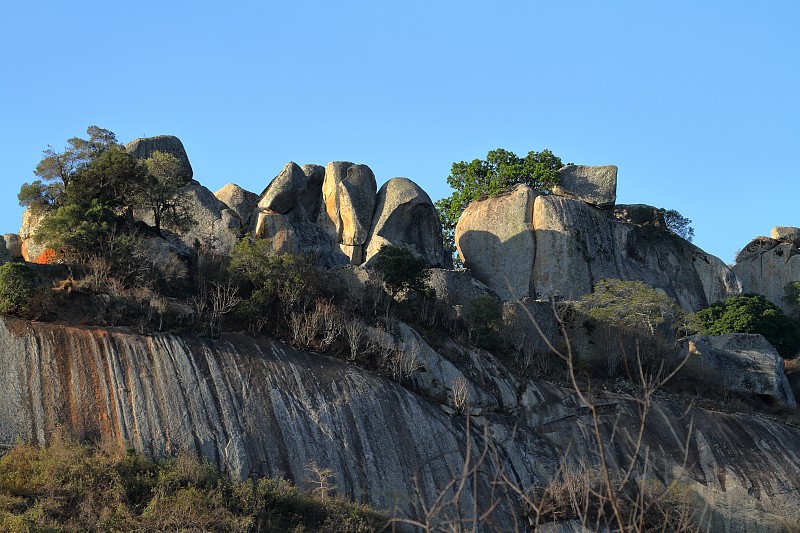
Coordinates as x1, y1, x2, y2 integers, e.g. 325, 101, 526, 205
0, 316, 798, 531
553, 164, 618, 208
3, 234, 22, 260
214, 183, 258, 228
771, 226, 800, 247
456, 183, 740, 310
125, 135, 193, 182
682, 333, 796, 408
364, 177, 449, 268
455, 185, 538, 300
732, 230, 800, 313
18, 209, 48, 263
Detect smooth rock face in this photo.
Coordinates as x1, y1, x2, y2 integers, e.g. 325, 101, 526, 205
3, 234, 22, 260
532, 195, 738, 310
318, 162, 377, 246
553, 165, 618, 208
733, 241, 800, 313
125, 135, 193, 182
364, 178, 449, 268
455, 185, 539, 300
682, 333, 796, 408
258, 162, 310, 215
0, 316, 798, 531
19, 209, 48, 263
214, 184, 258, 227
771, 226, 800, 247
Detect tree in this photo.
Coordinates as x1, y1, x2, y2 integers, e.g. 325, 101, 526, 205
657, 208, 695, 242
783, 282, 800, 320
0, 262, 38, 314
435, 148, 563, 259
19, 126, 120, 213
693, 294, 800, 358
372, 244, 430, 299
140, 151, 193, 234
578, 278, 686, 338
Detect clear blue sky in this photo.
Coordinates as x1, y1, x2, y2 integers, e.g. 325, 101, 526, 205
1, 1, 797, 264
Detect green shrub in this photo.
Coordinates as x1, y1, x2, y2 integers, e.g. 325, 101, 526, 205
469, 295, 502, 349
0, 262, 38, 314
693, 294, 800, 358
372, 244, 430, 298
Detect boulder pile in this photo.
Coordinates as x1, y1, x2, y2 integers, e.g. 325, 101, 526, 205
732, 227, 800, 313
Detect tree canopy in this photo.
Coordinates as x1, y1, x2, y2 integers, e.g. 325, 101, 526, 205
434, 148, 563, 260
657, 208, 695, 242
693, 294, 800, 358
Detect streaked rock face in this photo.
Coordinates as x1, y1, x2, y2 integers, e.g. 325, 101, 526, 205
0, 316, 798, 531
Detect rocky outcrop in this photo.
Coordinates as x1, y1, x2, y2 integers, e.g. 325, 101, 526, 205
455, 185, 539, 300
771, 226, 800, 247
19, 208, 48, 263
252, 209, 346, 266
0, 316, 798, 531
214, 184, 258, 227
682, 333, 796, 408
553, 165, 618, 208
125, 135, 193, 182
457, 187, 739, 310
364, 178, 449, 268
258, 162, 311, 215
318, 162, 377, 250
732, 236, 800, 313
3, 234, 22, 260
140, 181, 241, 255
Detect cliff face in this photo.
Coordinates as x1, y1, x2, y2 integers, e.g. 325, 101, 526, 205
1, 316, 799, 531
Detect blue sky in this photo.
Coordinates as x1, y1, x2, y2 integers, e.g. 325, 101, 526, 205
1, 1, 797, 264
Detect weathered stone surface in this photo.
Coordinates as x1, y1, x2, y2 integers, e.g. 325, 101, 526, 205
0, 316, 798, 530
19, 209, 48, 263
0, 239, 10, 265
455, 185, 539, 300
318, 162, 377, 247
253, 209, 348, 267
427, 268, 497, 308
3, 234, 22, 260
733, 242, 800, 313
125, 135, 193, 182
531, 195, 738, 311
771, 226, 800, 247
735, 236, 780, 263
258, 162, 309, 214
138, 181, 241, 255
214, 184, 258, 227
613, 204, 666, 227
553, 165, 618, 208
681, 333, 796, 408
364, 178, 449, 268
297, 164, 325, 221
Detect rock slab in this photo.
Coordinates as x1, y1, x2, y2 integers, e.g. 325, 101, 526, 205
125, 135, 193, 182
553, 164, 618, 208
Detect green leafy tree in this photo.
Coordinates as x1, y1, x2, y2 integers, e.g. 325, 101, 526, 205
19, 126, 120, 213
435, 148, 563, 260
783, 282, 800, 320
140, 151, 193, 234
0, 262, 39, 314
228, 238, 311, 331
68, 146, 144, 214
693, 294, 800, 358
578, 278, 687, 338
372, 244, 430, 299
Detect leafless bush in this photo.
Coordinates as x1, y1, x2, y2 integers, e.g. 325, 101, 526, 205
85, 255, 112, 292
389, 336, 421, 382
345, 317, 366, 362
208, 281, 240, 338
452, 377, 469, 415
